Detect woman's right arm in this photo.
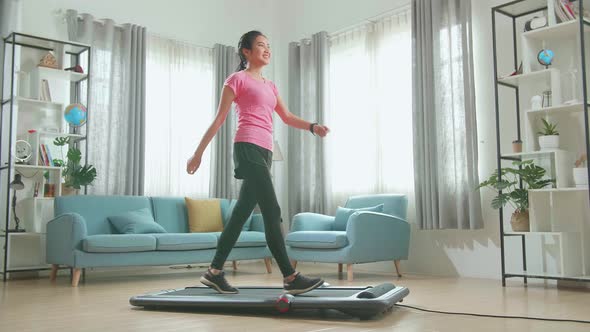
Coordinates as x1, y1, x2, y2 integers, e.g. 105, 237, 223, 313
187, 86, 235, 174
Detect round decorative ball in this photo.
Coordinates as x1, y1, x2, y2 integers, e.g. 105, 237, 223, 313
64, 103, 87, 127
537, 49, 554, 67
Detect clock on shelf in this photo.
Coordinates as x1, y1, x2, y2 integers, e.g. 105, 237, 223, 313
15, 140, 32, 164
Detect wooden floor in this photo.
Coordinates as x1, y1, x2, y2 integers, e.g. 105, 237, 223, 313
1, 262, 589, 332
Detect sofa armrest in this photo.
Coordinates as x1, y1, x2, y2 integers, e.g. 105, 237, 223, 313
46, 213, 88, 266
290, 213, 335, 232
346, 211, 410, 260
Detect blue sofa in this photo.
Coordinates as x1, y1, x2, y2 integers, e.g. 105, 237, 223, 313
286, 194, 409, 281
46, 195, 272, 286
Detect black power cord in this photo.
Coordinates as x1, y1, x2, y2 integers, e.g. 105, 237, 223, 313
395, 303, 590, 324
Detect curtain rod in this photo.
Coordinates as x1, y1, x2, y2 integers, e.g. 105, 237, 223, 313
149, 32, 213, 50
54, 9, 126, 29
55, 9, 214, 50
329, 3, 411, 36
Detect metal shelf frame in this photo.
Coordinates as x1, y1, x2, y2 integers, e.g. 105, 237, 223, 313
0, 32, 91, 281
492, 0, 590, 286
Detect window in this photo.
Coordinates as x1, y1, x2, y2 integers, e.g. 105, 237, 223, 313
327, 10, 413, 206
145, 34, 214, 197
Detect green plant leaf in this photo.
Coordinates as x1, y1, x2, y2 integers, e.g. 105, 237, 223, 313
66, 148, 82, 164
53, 137, 70, 146
538, 118, 559, 136
492, 194, 510, 210
477, 159, 555, 212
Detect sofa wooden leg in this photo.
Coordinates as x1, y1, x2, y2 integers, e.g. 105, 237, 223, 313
264, 258, 272, 273
291, 260, 297, 270
338, 263, 343, 273
232, 261, 238, 270
71, 268, 81, 287
394, 260, 402, 277
347, 264, 353, 282
49, 264, 59, 282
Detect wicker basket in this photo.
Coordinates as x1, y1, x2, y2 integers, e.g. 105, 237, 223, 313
510, 210, 530, 232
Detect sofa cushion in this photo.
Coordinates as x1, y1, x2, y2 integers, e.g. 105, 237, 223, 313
154, 233, 218, 251
333, 204, 384, 231
55, 195, 152, 235
286, 231, 348, 249
108, 208, 166, 234
212, 231, 267, 248
151, 197, 190, 233
185, 198, 224, 232
83, 234, 156, 253
221, 199, 252, 231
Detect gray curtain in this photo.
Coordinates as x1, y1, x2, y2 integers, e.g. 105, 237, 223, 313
0, 0, 20, 38
412, 0, 483, 229
66, 10, 146, 195
209, 44, 239, 199
287, 31, 330, 218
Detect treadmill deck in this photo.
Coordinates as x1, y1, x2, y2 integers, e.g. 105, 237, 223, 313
130, 283, 409, 319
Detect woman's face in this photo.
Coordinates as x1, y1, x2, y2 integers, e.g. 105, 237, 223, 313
245, 35, 271, 66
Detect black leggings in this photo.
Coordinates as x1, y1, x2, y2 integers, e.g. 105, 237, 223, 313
210, 164, 296, 277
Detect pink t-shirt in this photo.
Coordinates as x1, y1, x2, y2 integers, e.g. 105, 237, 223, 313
224, 70, 278, 151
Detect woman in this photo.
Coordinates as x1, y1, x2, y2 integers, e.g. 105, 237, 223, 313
187, 31, 330, 295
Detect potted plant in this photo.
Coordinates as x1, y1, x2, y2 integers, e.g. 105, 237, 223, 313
477, 160, 555, 232
537, 118, 559, 150
53, 137, 97, 195
512, 139, 523, 153
573, 153, 588, 188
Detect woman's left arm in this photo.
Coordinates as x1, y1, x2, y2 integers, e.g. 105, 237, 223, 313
275, 95, 330, 137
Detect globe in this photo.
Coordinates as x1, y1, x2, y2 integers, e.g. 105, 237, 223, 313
64, 103, 87, 127
537, 49, 554, 67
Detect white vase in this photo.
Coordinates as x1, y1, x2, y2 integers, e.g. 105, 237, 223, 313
573, 167, 588, 188
538, 135, 559, 150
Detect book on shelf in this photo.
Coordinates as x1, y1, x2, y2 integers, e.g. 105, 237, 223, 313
556, 0, 590, 23
39, 79, 52, 102
44, 144, 54, 167
33, 181, 40, 197
38, 147, 45, 166
39, 144, 52, 166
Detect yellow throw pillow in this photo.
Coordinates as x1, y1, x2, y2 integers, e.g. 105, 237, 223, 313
185, 198, 223, 232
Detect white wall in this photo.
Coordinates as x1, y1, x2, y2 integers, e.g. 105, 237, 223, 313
20, 0, 277, 49
15, 0, 533, 279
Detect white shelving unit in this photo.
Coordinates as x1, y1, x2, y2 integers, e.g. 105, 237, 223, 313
18, 197, 55, 233
492, 0, 590, 285
0, 33, 91, 281
0, 232, 47, 271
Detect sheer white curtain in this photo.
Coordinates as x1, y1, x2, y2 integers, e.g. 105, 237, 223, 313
145, 34, 214, 197
327, 8, 413, 210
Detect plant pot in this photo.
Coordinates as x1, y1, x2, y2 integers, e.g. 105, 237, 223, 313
512, 141, 523, 153
510, 210, 530, 232
61, 184, 79, 196
538, 135, 559, 150
573, 167, 589, 188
